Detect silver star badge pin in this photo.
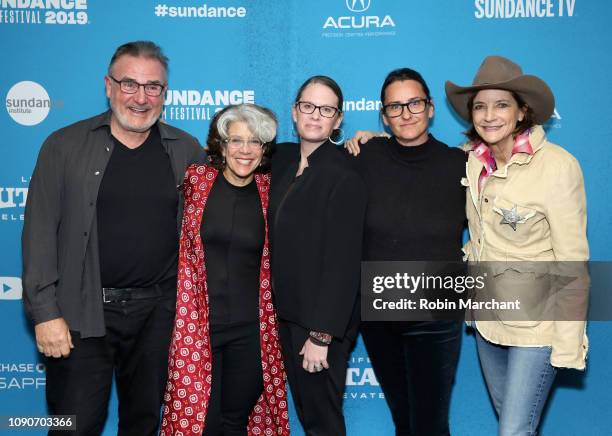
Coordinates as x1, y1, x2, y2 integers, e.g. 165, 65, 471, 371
499, 205, 524, 231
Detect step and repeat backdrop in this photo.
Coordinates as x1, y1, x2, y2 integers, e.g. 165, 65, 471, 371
2, 1, 611, 435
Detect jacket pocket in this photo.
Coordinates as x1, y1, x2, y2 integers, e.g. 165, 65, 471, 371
488, 266, 550, 328
492, 197, 542, 244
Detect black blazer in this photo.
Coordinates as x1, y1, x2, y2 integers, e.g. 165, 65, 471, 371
269, 141, 367, 339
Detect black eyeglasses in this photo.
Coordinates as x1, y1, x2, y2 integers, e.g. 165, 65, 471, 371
108, 76, 166, 97
382, 98, 429, 118
295, 101, 339, 118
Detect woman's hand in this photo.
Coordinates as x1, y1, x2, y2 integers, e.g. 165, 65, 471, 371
344, 130, 389, 156
300, 339, 330, 373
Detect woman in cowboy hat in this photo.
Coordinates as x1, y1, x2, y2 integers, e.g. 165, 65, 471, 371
445, 55, 589, 435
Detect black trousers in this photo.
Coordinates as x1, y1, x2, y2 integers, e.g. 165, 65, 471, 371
360, 321, 462, 436
45, 293, 175, 436
203, 322, 263, 436
279, 320, 354, 436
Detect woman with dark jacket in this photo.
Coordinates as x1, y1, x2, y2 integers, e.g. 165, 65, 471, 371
161, 104, 290, 436
348, 68, 466, 436
269, 75, 367, 436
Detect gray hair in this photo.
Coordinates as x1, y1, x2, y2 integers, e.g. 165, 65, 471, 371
108, 41, 169, 77
216, 104, 277, 143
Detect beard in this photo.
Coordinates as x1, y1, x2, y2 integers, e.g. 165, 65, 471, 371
109, 100, 161, 134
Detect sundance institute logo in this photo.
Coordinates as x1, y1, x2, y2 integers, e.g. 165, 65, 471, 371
5, 81, 61, 126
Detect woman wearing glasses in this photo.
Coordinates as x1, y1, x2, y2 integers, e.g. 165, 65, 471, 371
161, 104, 290, 436
269, 75, 367, 435
348, 68, 466, 435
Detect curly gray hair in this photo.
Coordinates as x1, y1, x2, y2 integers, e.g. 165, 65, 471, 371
216, 103, 277, 143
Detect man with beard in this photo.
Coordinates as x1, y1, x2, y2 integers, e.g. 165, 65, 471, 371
22, 41, 205, 435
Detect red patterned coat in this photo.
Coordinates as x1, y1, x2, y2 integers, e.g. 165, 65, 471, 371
160, 165, 290, 435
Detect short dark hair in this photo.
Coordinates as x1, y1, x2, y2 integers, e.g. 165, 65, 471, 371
108, 41, 169, 77
294, 75, 344, 111
380, 68, 431, 104
206, 104, 277, 172
464, 91, 536, 144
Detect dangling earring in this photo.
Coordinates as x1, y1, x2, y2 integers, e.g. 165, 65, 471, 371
328, 128, 345, 145
220, 139, 227, 167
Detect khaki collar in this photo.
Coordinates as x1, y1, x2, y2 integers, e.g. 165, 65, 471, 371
464, 125, 548, 213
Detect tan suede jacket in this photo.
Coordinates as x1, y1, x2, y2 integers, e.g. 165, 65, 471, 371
462, 125, 589, 370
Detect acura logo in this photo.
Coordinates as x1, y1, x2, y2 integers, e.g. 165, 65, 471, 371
346, 0, 371, 13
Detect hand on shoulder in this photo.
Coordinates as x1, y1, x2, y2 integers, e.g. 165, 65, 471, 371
344, 130, 389, 156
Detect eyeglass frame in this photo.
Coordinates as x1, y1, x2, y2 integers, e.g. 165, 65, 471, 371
223, 137, 266, 150
382, 98, 430, 118
108, 75, 166, 97
295, 101, 340, 118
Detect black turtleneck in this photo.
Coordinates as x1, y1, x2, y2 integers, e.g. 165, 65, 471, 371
356, 134, 466, 262
201, 172, 264, 326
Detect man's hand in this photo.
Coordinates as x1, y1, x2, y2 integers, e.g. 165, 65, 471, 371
299, 339, 330, 373
34, 318, 73, 358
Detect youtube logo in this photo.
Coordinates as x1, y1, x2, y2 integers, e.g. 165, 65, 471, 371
0, 277, 22, 300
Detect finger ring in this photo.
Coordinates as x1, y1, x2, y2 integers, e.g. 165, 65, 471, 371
314, 364, 322, 371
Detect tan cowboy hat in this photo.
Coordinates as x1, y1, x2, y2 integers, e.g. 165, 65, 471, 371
445, 55, 555, 124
